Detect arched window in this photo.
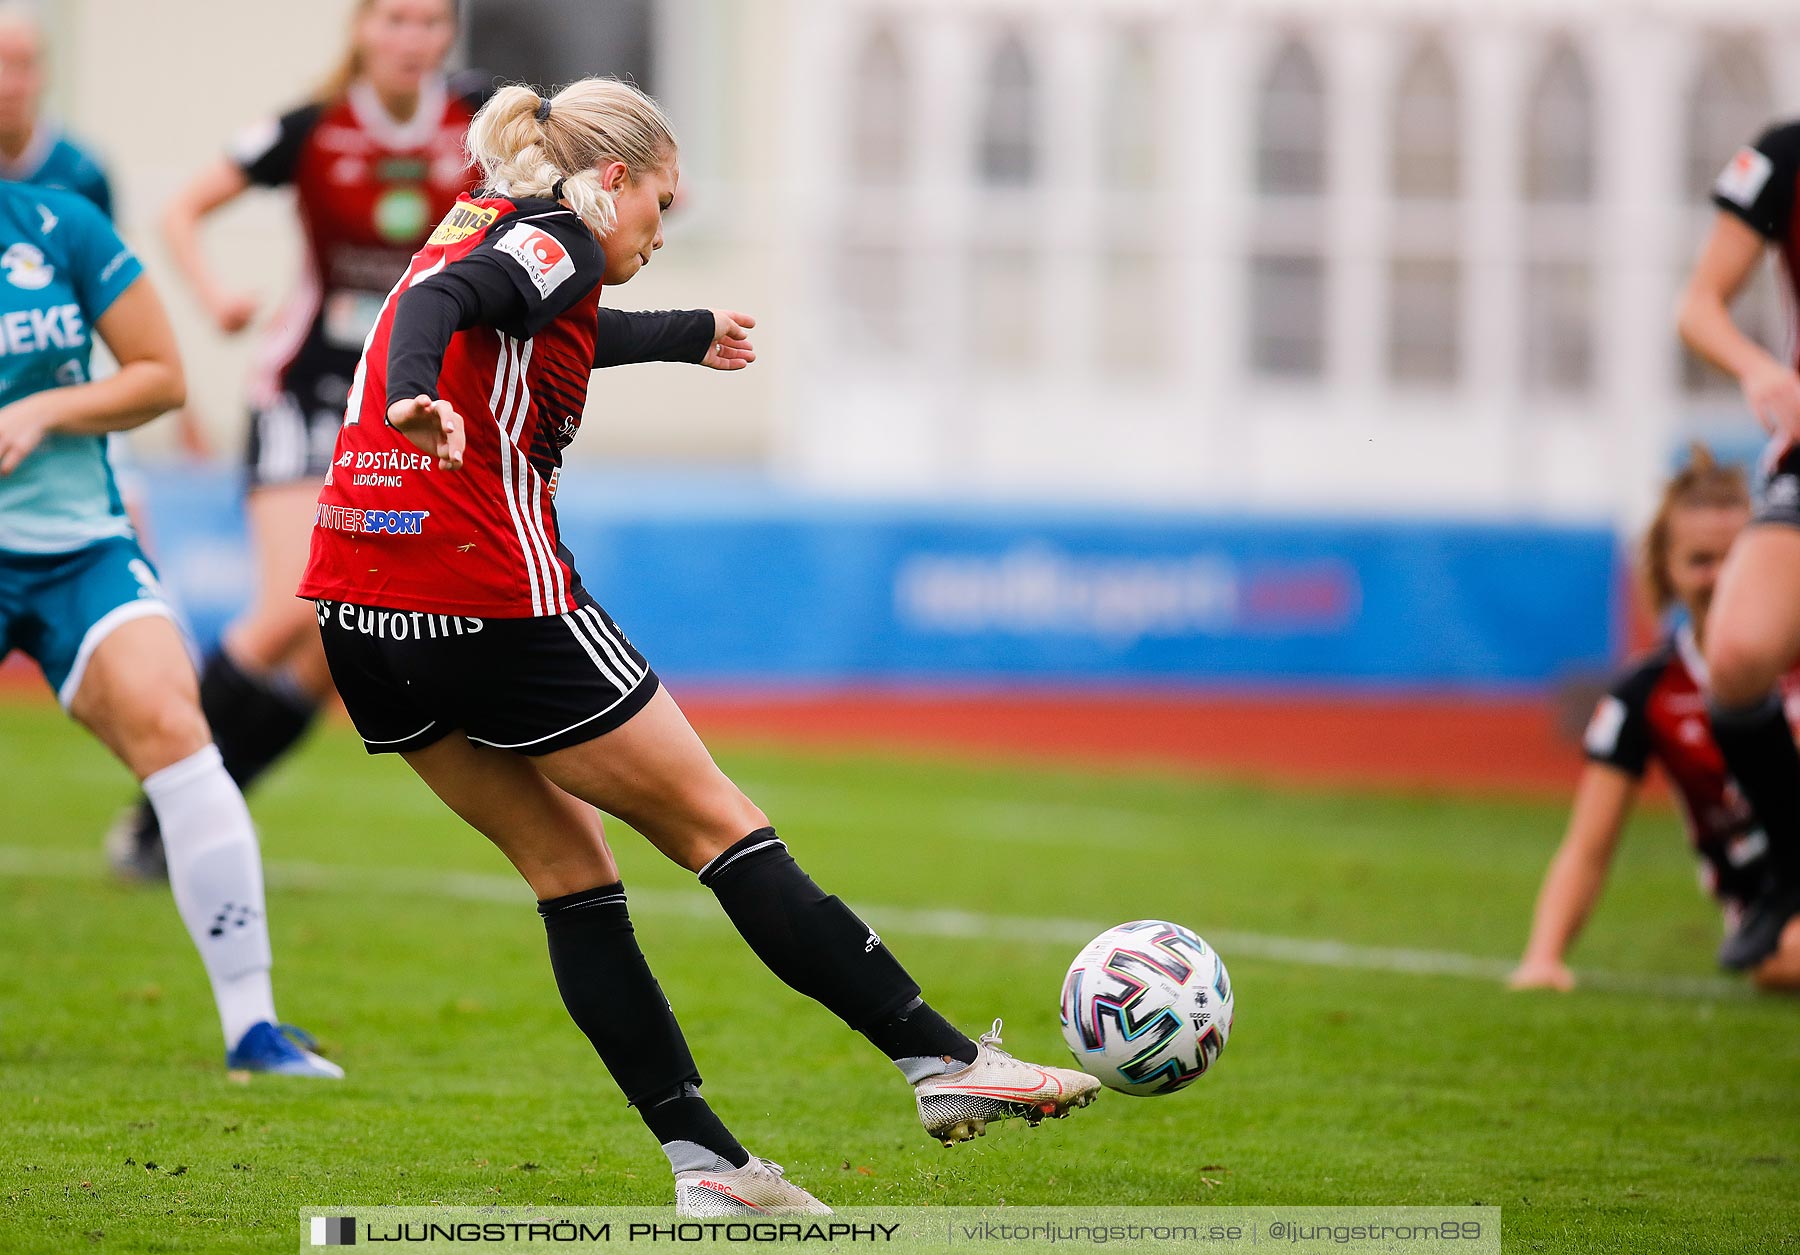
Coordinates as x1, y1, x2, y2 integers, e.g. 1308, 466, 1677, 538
978, 31, 1038, 186
1100, 29, 1165, 372
1523, 40, 1593, 204
1387, 36, 1461, 387
1391, 38, 1459, 199
1249, 37, 1328, 380
835, 24, 913, 355
850, 25, 910, 186
1255, 39, 1326, 197
1104, 30, 1159, 191
1522, 40, 1596, 396
1685, 38, 1771, 201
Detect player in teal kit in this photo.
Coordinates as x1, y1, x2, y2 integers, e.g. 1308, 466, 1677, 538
0, 181, 342, 1077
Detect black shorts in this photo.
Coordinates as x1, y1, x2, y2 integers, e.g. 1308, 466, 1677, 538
315, 598, 660, 755
245, 350, 357, 490
1752, 438, 1800, 529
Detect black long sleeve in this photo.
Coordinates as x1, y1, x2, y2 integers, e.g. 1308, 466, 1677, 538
385, 265, 524, 407
592, 308, 716, 368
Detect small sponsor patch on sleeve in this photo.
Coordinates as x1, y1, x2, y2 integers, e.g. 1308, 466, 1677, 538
493, 223, 577, 298
1715, 145, 1774, 209
1584, 695, 1628, 757
427, 202, 499, 247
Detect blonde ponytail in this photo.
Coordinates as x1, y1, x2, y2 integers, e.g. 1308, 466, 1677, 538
466, 79, 677, 239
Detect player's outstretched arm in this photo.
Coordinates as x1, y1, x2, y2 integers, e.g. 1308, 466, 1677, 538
591, 307, 756, 371
1677, 212, 1800, 441
0, 277, 184, 474
1509, 763, 1637, 991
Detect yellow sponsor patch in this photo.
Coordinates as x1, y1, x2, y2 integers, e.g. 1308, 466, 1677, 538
427, 203, 500, 246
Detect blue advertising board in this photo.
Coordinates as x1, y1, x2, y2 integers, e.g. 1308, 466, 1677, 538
135, 466, 1619, 691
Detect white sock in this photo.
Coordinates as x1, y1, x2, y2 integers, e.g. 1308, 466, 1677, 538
143, 744, 277, 1050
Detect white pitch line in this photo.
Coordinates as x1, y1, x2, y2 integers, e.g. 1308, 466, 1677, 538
0, 845, 1750, 1001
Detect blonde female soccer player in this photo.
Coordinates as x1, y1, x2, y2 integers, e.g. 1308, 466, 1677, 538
297, 77, 1100, 1214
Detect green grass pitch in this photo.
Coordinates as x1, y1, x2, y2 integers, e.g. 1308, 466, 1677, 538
0, 699, 1795, 1254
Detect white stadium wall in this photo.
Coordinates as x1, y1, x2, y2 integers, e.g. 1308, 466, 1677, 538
44, 0, 1800, 530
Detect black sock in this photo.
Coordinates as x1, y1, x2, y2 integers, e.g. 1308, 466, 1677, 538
1710, 693, 1800, 884
865, 997, 978, 1068
699, 828, 937, 1034
538, 883, 746, 1168
198, 649, 318, 787
637, 1084, 749, 1170
135, 649, 320, 843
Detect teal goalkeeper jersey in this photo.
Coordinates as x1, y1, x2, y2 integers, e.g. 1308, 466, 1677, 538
0, 182, 144, 554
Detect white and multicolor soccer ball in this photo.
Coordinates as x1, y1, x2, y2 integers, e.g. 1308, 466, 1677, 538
1059, 919, 1233, 1096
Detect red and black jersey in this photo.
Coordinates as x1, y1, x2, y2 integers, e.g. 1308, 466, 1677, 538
1583, 626, 1800, 904
230, 74, 484, 407
1712, 121, 1800, 370
298, 194, 610, 617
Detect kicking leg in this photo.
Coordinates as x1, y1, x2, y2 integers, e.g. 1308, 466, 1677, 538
70, 615, 338, 1076
535, 686, 1099, 1144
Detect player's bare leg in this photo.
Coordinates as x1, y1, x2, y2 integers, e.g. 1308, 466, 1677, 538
536, 686, 1100, 1145
1706, 526, 1800, 969
399, 734, 827, 1213
400, 735, 619, 897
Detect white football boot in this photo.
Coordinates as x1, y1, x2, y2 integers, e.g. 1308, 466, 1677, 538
913, 1019, 1101, 1146
674, 1158, 832, 1216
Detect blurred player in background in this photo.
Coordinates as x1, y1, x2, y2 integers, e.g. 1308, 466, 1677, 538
106, 0, 484, 879
0, 3, 110, 212
1512, 449, 1800, 993
0, 181, 341, 1076
0, 3, 208, 541
1678, 120, 1800, 970
301, 78, 1099, 1214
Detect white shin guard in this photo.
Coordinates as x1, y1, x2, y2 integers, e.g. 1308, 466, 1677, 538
143, 744, 277, 1049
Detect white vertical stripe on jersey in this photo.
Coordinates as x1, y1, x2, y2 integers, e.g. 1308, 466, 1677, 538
491, 338, 545, 616
502, 337, 570, 614
500, 336, 567, 614
560, 612, 634, 691
486, 329, 514, 415
526, 467, 568, 611
575, 605, 643, 689
498, 336, 565, 616
505, 336, 554, 615
347, 255, 448, 427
